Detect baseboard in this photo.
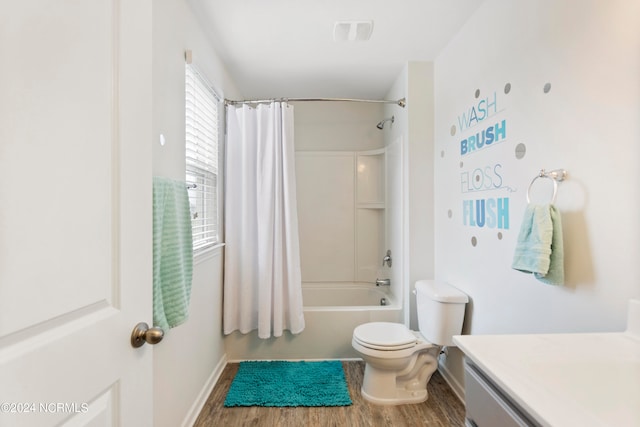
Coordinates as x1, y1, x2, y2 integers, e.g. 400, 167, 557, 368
181, 354, 228, 427
437, 360, 465, 404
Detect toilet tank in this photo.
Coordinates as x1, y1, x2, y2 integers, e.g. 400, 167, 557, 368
415, 280, 468, 346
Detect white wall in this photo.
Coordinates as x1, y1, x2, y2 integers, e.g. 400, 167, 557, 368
433, 0, 640, 395
152, 1, 241, 425
385, 62, 435, 326
294, 102, 384, 152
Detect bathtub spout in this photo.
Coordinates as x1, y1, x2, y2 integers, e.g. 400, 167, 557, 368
376, 278, 390, 287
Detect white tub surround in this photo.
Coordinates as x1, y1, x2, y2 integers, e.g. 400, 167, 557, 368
296, 150, 388, 286
454, 300, 640, 427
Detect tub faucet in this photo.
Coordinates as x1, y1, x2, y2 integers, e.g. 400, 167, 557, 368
382, 249, 392, 267
376, 278, 390, 287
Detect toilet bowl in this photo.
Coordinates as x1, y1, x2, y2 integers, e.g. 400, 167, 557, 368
351, 280, 468, 405
352, 322, 440, 405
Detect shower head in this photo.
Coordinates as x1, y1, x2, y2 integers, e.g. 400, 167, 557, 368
376, 116, 394, 130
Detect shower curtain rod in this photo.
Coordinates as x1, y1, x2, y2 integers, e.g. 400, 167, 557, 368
224, 97, 406, 108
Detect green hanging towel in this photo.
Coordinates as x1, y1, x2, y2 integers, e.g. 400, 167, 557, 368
153, 177, 194, 330
512, 204, 564, 285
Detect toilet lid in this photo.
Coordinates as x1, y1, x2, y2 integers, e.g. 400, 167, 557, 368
353, 322, 417, 350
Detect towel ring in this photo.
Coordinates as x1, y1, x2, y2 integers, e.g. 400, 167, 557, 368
526, 169, 567, 204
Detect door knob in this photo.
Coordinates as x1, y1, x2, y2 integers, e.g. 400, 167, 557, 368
130, 322, 164, 348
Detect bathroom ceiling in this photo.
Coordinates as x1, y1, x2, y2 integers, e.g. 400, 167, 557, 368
188, 0, 485, 100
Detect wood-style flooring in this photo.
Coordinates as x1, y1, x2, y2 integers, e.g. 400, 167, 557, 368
193, 361, 466, 427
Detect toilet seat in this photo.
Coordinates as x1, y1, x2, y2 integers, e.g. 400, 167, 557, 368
353, 322, 418, 351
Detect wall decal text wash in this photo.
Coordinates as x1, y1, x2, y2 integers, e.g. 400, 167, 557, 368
457, 92, 499, 131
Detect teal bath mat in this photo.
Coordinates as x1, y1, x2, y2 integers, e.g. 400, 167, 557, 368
224, 360, 352, 407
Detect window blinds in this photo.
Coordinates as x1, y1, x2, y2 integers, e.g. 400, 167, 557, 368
185, 64, 221, 252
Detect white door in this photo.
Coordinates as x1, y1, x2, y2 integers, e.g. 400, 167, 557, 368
0, 1, 154, 426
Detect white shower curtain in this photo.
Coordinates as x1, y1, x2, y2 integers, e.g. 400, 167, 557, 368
223, 102, 305, 339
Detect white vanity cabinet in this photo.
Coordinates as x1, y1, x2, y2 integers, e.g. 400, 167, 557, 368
454, 300, 640, 427
464, 361, 539, 427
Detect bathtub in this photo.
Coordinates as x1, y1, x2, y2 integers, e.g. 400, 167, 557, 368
302, 282, 394, 307
225, 282, 403, 361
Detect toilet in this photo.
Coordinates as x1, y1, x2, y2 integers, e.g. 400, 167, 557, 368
351, 280, 468, 405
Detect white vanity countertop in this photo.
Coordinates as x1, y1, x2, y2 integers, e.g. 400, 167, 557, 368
453, 331, 640, 427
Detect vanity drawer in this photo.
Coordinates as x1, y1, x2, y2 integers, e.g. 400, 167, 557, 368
464, 361, 539, 427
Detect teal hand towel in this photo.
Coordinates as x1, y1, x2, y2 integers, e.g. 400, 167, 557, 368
536, 205, 564, 285
153, 177, 194, 330
512, 204, 564, 285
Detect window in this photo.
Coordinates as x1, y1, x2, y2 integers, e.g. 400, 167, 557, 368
185, 64, 221, 253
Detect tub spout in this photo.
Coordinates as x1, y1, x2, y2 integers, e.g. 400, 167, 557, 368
376, 278, 390, 287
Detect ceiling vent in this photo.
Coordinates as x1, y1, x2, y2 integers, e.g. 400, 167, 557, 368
333, 20, 374, 42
